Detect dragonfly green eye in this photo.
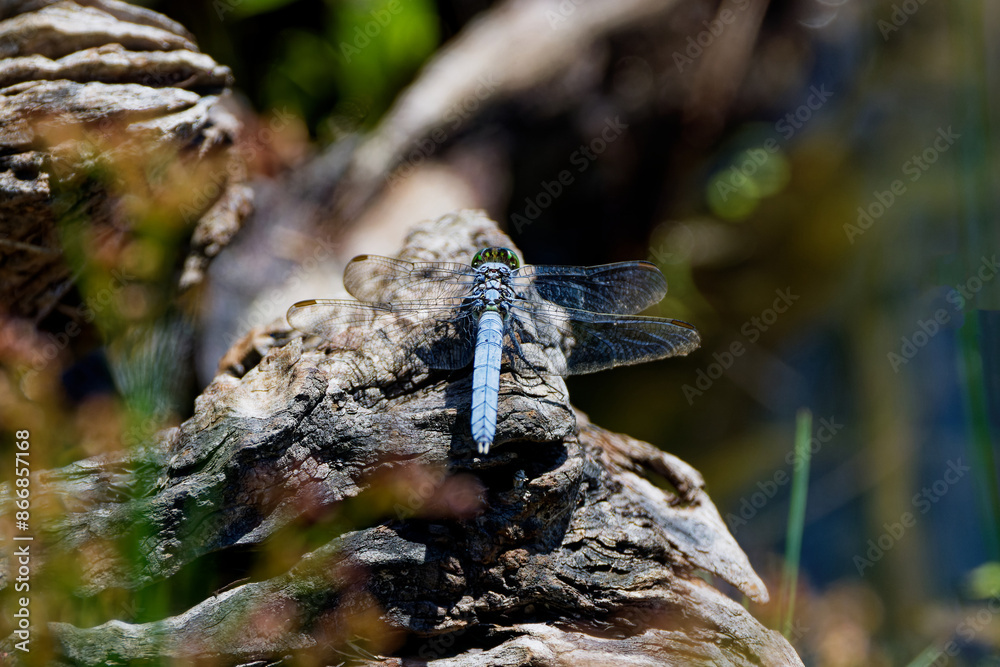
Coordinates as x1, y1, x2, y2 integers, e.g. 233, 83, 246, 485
471, 247, 520, 269
504, 249, 519, 270
495, 248, 519, 269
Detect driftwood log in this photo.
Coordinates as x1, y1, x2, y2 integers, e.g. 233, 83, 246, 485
2, 211, 802, 665
0, 0, 249, 323
1, 0, 806, 663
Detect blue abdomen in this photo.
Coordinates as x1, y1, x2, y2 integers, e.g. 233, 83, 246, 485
471, 310, 503, 453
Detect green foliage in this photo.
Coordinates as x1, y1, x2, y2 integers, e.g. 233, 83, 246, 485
262, 28, 343, 129
781, 408, 812, 638
965, 562, 1000, 599
705, 125, 791, 221
327, 0, 439, 124
256, 0, 439, 138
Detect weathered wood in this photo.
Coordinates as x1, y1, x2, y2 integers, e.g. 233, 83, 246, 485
2, 211, 802, 665
0, 0, 804, 663
0, 0, 247, 322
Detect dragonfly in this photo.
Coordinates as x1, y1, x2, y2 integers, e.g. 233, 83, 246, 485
287, 247, 700, 455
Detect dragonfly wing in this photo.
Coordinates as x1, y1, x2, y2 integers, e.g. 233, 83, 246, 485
506, 300, 700, 375
287, 298, 385, 341
343, 255, 478, 302
287, 298, 475, 370
415, 310, 476, 370
511, 261, 668, 314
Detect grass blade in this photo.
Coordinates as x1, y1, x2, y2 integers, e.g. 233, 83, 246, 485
781, 408, 812, 637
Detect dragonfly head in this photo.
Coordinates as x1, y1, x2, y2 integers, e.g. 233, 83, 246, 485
471, 247, 520, 270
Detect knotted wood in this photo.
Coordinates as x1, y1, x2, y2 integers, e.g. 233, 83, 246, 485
2, 211, 802, 665
0, 0, 804, 663
0, 0, 250, 322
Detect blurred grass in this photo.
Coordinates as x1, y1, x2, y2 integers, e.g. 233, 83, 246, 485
950, 0, 1000, 561
781, 408, 811, 638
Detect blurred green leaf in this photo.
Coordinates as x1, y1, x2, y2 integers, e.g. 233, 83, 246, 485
707, 146, 790, 221
329, 0, 439, 122
257, 0, 438, 135
262, 29, 341, 123
965, 561, 1000, 599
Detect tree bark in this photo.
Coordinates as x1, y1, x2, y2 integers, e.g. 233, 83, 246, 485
0, 0, 249, 323
3, 211, 802, 665
1, 1, 804, 664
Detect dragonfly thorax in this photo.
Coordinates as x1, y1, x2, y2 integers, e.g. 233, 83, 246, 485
472, 264, 516, 316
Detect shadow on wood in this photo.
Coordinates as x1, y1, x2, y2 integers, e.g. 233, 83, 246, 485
2, 211, 802, 666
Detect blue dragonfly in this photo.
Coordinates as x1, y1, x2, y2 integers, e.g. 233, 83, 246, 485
287, 247, 700, 454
